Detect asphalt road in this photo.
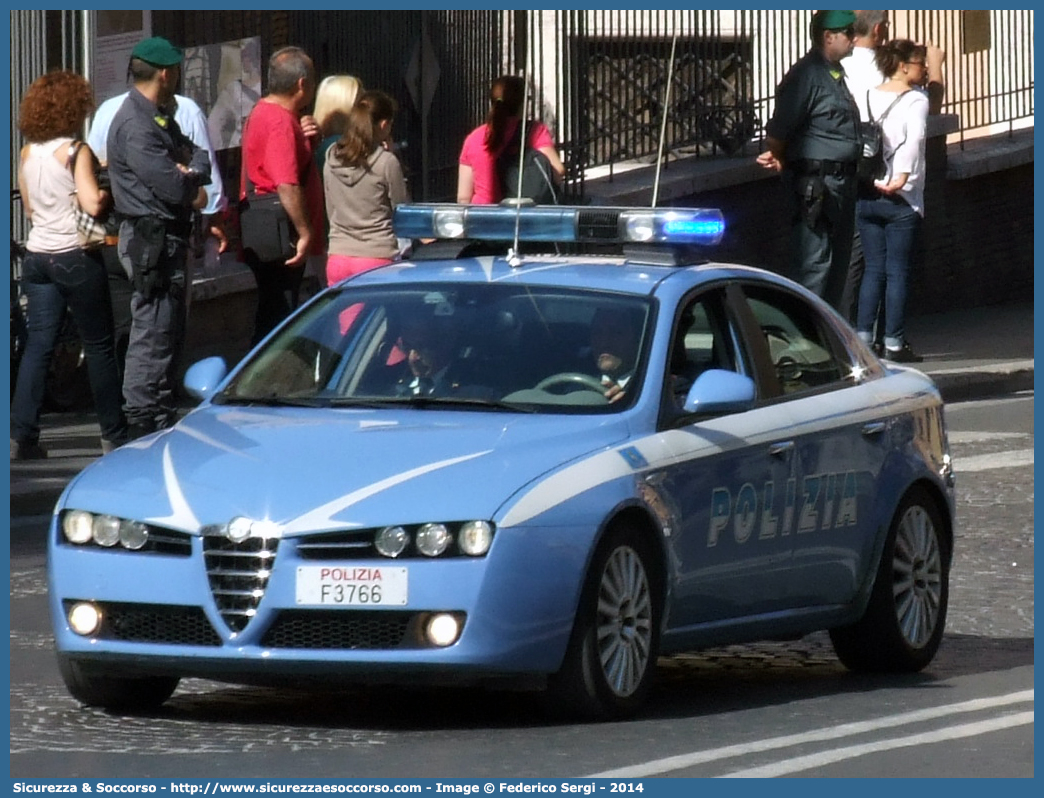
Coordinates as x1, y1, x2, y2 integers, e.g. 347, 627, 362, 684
9, 393, 1033, 779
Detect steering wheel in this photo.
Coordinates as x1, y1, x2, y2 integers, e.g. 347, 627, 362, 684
534, 372, 607, 394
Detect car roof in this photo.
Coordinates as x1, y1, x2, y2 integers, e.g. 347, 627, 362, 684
336, 253, 797, 301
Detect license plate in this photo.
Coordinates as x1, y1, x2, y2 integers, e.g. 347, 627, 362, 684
295, 565, 408, 606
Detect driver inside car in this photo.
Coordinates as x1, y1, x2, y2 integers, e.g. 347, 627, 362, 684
589, 306, 641, 404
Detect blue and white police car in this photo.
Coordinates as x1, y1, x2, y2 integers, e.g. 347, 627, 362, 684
48, 203, 955, 719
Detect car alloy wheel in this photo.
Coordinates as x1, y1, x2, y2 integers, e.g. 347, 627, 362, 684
548, 524, 661, 720
829, 487, 949, 672
892, 503, 944, 649
596, 545, 654, 697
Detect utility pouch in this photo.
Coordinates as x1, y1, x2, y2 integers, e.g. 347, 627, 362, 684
123, 217, 169, 298
797, 174, 825, 230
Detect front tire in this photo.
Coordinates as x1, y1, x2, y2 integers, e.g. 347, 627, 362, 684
58, 656, 179, 712
548, 524, 661, 720
830, 487, 950, 672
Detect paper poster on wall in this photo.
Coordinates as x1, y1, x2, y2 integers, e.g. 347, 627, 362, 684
181, 37, 263, 151
92, 10, 151, 104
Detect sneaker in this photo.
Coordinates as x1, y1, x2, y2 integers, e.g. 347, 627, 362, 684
883, 342, 924, 363
10, 438, 48, 460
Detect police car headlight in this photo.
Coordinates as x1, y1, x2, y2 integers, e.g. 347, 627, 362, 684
416, 523, 452, 557
62, 510, 95, 544
457, 521, 493, 556
119, 520, 149, 550
375, 525, 409, 558
92, 514, 121, 547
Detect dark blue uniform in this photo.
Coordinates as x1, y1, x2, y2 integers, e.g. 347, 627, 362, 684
766, 49, 861, 308
107, 88, 209, 433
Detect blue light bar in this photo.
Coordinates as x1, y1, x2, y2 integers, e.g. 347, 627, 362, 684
393, 204, 726, 247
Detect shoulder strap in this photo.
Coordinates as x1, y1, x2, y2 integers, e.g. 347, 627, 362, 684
67, 139, 86, 174
876, 90, 911, 124
242, 115, 256, 195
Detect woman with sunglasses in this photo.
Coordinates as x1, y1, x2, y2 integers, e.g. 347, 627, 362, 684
854, 39, 930, 363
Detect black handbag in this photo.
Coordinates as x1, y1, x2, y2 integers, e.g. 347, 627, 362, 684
238, 189, 296, 262
237, 116, 298, 262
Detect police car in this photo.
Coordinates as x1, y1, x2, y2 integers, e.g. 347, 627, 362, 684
48, 203, 955, 719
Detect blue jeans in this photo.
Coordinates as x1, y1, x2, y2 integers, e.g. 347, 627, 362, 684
10, 249, 127, 444
855, 195, 922, 349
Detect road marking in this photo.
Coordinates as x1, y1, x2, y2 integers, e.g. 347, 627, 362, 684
719, 711, 1035, 778
586, 689, 1033, 777
956, 448, 1034, 472
947, 431, 1028, 443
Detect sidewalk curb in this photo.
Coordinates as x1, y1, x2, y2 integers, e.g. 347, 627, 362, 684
930, 364, 1034, 404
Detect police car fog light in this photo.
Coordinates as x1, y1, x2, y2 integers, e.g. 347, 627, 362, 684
458, 521, 493, 556
425, 613, 461, 647
62, 510, 94, 544
119, 520, 149, 550
416, 523, 452, 557
92, 514, 121, 547
68, 602, 102, 636
375, 525, 409, 558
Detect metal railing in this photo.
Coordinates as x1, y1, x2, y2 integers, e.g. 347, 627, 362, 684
9, 9, 1034, 209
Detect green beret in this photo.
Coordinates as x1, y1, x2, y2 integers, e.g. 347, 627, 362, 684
812, 10, 856, 32
130, 36, 183, 67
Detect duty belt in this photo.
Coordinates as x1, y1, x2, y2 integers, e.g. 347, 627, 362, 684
791, 158, 857, 177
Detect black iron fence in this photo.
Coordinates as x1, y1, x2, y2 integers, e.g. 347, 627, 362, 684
9, 9, 1035, 212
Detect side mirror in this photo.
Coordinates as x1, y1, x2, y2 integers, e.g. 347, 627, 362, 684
682, 369, 756, 415
183, 357, 228, 401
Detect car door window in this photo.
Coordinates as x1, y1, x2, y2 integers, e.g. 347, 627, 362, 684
665, 292, 736, 408
741, 288, 849, 396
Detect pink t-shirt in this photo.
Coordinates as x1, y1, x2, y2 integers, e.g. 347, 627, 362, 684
241, 100, 325, 255
459, 119, 554, 204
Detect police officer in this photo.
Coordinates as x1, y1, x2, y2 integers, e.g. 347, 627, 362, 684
757, 10, 861, 311
107, 37, 210, 438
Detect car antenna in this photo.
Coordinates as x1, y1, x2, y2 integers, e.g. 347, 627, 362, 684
651, 31, 679, 209
507, 72, 530, 268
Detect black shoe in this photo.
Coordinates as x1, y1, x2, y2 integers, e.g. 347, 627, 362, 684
126, 421, 157, 441
10, 438, 48, 460
883, 343, 923, 363
872, 342, 884, 357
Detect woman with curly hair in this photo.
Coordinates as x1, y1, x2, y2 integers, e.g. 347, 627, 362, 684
457, 74, 565, 204
323, 90, 410, 287
11, 70, 127, 460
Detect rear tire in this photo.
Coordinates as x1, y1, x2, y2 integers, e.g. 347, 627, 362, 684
830, 487, 949, 672
58, 656, 179, 712
548, 524, 661, 720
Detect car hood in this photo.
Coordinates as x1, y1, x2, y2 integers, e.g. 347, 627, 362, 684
62, 406, 630, 534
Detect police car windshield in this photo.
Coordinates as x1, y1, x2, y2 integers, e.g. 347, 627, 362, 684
217, 283, 652, 414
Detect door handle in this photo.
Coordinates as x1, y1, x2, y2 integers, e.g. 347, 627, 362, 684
768, 441, 794, 458
862, 421, 887, 437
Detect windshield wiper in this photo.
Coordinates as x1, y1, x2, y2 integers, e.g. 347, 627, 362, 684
214, 394, 328, 408
397, 396, 537, 413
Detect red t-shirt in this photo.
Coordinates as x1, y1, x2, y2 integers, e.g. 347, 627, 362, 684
240, 100, 325, 255
459, 119, 554, 204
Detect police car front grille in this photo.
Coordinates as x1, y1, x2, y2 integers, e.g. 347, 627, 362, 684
202, 535, 280, 632
75, 601, 222, 646
260, 610, 414, 649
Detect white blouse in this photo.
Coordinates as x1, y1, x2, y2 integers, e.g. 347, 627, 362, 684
868, 87, 930, 217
